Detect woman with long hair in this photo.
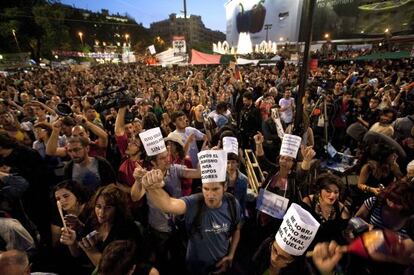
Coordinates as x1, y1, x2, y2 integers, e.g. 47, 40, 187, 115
60, 184, 144, 267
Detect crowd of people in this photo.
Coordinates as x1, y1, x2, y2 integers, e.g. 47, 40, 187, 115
0, 55, 413, 275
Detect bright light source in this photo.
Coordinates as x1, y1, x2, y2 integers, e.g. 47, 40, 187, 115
324, 33, 330, 39
54, 55, 58, 59
360, 30, 364, 34
279, 37, 284, 41
379, 43, 382, 46
384, 28, 389, 33
0, 55, 3, 60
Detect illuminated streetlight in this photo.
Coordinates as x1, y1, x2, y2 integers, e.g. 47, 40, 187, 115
12, 29, 21, 52
78, 32, 84, 46
324, 33, 330, 39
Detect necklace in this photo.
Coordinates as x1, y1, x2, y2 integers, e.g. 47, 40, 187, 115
315, 194, 336, 222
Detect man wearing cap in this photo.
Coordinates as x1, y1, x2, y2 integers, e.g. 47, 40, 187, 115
139, 150, 243, 275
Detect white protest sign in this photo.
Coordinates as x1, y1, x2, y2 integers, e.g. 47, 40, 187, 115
275, 203, 320, 256
256, 189, 289, 219
198, 150, 227, 184
148, 45, 156, 55
280, 134, 302, 159
223, 137, 239, 155
139, 127, 166, 156
271, 108, 285, 139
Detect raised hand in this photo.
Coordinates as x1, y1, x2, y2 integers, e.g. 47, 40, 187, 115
133, 163, 148, 181
142, 169, 165, 190
301, 145, 316, 162
254, 131, 264, 145
312, 241, 347, 275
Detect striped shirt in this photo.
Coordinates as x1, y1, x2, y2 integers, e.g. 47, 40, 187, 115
364, 196, 409, 238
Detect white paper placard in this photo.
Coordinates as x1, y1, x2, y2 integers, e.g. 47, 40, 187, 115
148, 45, 156, 55
275, 203, 320, 256
256, 189, 289, 219
271, 108, 285, 139
198, 150, 227, 184
139, 127, 166, 156
222, 137, 239, 155
280, 134, 302, 159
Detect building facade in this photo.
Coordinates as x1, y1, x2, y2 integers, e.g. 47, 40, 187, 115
150, 13, 225, 48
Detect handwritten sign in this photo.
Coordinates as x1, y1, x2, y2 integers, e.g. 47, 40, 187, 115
223, 137, 239, 155
198, 150, 227, 184
139, 127, 166, 156
275, 203, 320, 256
280, 134, 302, 159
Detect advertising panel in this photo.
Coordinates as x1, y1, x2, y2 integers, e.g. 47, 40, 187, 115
225, 0, 303, 47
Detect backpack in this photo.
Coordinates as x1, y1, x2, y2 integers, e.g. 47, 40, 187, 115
189, 192, 238, 239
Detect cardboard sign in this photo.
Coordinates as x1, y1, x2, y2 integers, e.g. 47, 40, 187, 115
223, 137, 239, 155
148, 45, 156, 55
275, 203, 320, 256
280, 134, 302, 159
256, 189, 289, 219
139, 127, 166, 156
271, 108, 285, 139
198, 150, 227, 184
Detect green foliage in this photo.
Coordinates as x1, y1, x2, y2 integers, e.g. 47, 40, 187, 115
0, 1, 152, 60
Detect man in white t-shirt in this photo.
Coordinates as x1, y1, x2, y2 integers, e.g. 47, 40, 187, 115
171, 111, 206, 167
278, 89, 295, 127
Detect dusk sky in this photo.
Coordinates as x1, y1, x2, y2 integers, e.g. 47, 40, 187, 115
60, 0, 228, 32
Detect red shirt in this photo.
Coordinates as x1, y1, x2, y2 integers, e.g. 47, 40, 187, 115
172, 155, 193, 196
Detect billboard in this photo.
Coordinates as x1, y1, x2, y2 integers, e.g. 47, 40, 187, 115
225, 0, 414, 45
313, 0, 414, 39
225, 0, 303, 47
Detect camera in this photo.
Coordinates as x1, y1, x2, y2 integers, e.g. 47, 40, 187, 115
93, 86, 135, 113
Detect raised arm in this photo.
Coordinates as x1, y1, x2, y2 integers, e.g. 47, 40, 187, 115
141, 169, 187, 215
75, 114, 108, 148
114, 106, 127, 136
46, 119, 67, 157
130, 164, 147, 202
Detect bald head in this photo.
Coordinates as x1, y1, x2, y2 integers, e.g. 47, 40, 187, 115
0, 250, 30, 275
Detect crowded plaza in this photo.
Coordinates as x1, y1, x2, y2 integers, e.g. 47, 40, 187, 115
1, 0, 414, 275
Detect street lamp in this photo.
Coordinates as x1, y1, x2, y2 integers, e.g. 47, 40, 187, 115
324, 33, 330, 39
12, 29, 21, 52
78, 32, 84, 47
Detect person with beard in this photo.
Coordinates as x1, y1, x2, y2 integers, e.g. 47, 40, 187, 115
238, 92, 261, 149
63, 136, 116, 192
